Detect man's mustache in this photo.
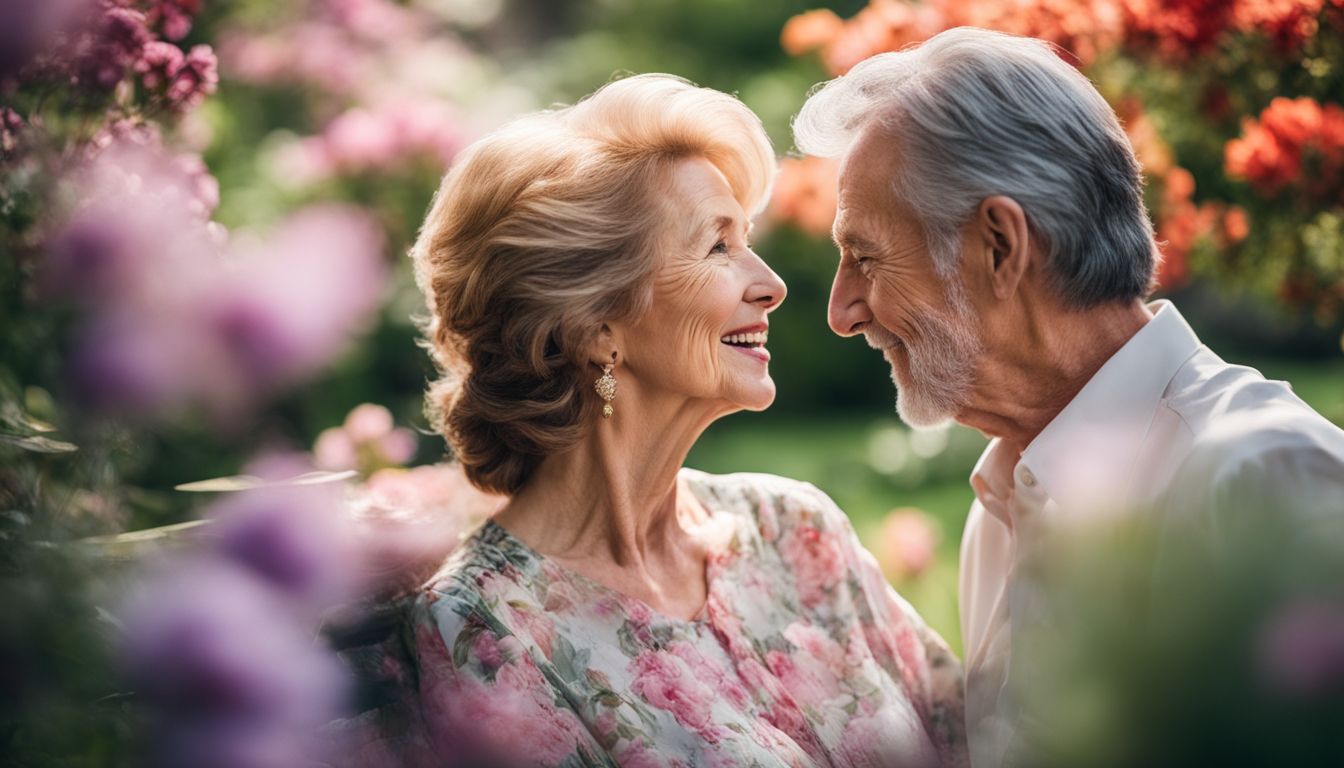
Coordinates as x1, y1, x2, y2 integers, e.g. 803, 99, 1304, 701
864, 324, 901, 351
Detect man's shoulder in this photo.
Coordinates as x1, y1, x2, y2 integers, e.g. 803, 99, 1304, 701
1159, 350, 1344, 512
1163, 347, 1339, 447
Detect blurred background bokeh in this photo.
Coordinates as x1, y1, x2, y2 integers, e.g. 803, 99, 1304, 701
3, 0, 1343, 765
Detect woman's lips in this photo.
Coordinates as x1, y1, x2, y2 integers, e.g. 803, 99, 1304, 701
723, 342, 770, 362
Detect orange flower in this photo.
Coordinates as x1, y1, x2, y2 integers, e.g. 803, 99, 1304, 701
769, 156, 840, 237
1155, 167, 1219, 290
1118, 98, 1174, 176
781, 9, 845, 56
1223, 206, 1251, 242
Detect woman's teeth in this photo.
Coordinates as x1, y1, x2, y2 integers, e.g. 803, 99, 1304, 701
720, 331, 767, 346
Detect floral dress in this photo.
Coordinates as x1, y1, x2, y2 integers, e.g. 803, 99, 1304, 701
407, 470, 967, 767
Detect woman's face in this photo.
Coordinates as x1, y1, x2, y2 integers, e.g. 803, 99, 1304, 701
618, 157, 787, 415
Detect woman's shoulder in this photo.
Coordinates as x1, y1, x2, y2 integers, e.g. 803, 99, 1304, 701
680, 467, 852, 546
412, 521, 539, 627
680, 468, 847, 519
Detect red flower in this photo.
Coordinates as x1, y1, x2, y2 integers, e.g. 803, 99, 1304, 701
1225, 96, 1344, 200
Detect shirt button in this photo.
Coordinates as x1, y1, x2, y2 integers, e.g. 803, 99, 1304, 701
1020, 469, 1037, 488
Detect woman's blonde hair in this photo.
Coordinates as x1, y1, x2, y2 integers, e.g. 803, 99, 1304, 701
411, 74, 774, 494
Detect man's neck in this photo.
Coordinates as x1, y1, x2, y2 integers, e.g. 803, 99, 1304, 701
959, 298, 1153, 452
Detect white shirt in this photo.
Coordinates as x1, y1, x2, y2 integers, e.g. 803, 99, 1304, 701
958, 300, 1344, 767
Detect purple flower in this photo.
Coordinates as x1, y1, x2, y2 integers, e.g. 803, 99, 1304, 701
202, 204, 387, 391
43, 204, 152, 306
66, 312, 201, 416
121, 559, 351, 768
0, 0, 86, 80
207, 455, 359, 609
1257, 598, 1344, 699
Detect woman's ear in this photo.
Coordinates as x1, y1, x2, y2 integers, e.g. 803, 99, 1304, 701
588, 323, 620, 368
977, 196, 1031, 301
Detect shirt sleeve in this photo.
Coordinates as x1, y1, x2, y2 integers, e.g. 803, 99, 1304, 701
406, 587, 608, 767
799, 482, 970, 768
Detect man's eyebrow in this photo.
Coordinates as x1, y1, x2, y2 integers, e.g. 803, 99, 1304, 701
834, 231, 879, 255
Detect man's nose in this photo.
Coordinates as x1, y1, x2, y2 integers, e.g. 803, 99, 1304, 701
827, 269, 870, 337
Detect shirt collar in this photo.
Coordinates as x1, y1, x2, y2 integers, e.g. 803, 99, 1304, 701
970, 300, 1203, 523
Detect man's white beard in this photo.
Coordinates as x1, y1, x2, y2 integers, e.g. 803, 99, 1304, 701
867, 282, 981, 428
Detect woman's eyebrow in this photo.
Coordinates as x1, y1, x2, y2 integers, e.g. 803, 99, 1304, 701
686, 213, 737, 247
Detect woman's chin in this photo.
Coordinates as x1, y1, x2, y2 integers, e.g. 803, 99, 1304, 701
732, 382, 776, 412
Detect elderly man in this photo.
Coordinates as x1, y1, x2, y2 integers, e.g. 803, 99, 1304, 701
793, 26, 1344, 767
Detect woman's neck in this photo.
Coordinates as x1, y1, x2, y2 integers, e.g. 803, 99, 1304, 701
493, 388, 730, 570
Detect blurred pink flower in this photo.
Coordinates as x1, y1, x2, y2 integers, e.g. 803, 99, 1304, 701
146, 0, 203, 41
136, 40, 183, 88
135, 40, 219, 112
876, 508, 940, 582
166, 44, 219, 111
75, 4, 153, 92
314, 403, 418, 475
1257, 598, 1344, 699
348, 463, 507, 594
289, 100, 464, 182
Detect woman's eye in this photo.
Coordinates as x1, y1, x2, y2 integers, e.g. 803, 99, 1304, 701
709, 240, 729, 256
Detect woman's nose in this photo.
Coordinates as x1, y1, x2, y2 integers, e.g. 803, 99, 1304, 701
746, 255, 787, 311
827, 268, 870, 337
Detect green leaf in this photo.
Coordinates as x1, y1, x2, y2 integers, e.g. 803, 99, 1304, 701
0, 400, 56, 435
175, 469, 357, 492
0, 433, 77, 453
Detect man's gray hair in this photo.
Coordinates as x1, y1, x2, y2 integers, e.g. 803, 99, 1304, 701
794, 27, 1156, 307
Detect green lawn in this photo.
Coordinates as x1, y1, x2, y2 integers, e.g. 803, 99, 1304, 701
687, 357, 1344, 654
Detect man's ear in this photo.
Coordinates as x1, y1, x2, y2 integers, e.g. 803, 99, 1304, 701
977, 196, 1031, 301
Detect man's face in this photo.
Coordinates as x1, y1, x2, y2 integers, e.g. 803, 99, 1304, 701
827, 126, 983, 428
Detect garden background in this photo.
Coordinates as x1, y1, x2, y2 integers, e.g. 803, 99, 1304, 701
3, 0, 1343, 765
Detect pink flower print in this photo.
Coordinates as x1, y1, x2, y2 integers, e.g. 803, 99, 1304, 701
421, 657, 584, 767
542, 578, 583, 614
766, 648, 842, 708
778, 521, 847, 607
629, 649, 717, 737
836, 709, 939, 768
506, 603, 557, 660
614, 740, 673, 768
667, 641, 750, 709
782, 622, 847, 676
757, 496, 781, 542
471, 631, 504, 672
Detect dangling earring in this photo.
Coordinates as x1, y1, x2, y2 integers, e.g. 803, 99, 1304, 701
594, 359, 617, 419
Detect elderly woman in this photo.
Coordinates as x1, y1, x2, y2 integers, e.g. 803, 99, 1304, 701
404, 74, 966, 767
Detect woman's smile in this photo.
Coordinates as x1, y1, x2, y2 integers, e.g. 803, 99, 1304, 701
720, 325, 770, 363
